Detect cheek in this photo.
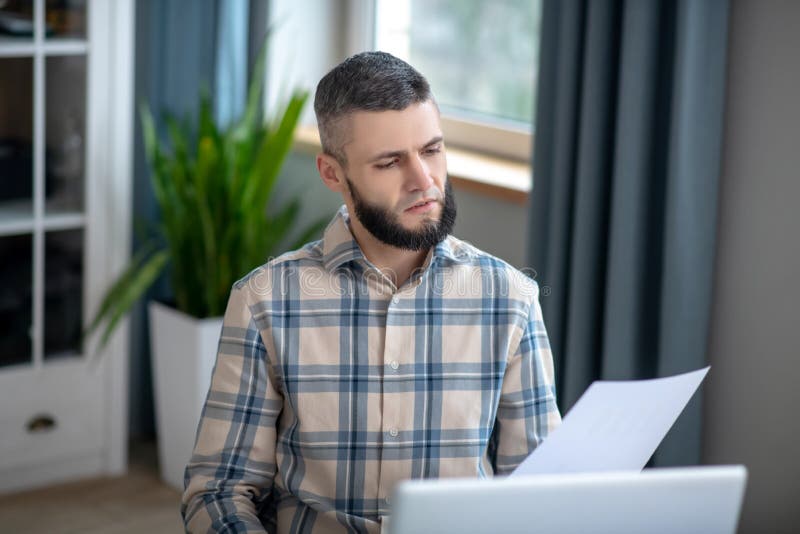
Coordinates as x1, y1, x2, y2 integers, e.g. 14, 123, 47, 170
355, 171, 403, 205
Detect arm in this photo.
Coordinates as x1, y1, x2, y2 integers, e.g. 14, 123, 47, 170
182, 284, 282, 533
491, 285, 562, 474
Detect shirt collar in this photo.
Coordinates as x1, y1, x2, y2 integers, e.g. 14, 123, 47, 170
321, 205, 464, 272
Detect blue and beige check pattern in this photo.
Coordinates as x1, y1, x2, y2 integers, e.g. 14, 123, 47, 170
182, 206, 561, 533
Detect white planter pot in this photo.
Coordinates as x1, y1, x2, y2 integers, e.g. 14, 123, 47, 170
148, 301, 223, 491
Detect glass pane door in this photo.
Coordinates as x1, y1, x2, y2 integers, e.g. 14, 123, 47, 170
0, 56, 34, 223
45, 54, 85, 214
0, 234, 33, 367
0, 1, 34, 43
0, 0, 88, 368
43, 228, 83, 358
45, 0, 87, 40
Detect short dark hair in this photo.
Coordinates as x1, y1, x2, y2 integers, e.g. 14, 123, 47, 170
314, 51, 435, 165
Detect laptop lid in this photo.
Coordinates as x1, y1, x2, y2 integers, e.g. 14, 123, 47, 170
388, 465, 747, 534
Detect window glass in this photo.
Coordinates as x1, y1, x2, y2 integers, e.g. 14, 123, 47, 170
0, 0, 34, 42
0, 234, 33, 367
45, 54, 86, 214
375, 0, 542, 128
0, 57, 33, 219
44, 229, 84, 359
46, 0, 88, 40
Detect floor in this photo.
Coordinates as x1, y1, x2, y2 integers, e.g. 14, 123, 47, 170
0, 440, 183, 533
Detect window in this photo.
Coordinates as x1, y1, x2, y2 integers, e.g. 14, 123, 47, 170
373, 0, 543, 161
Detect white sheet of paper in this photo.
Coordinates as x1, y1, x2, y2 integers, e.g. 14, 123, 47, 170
511, 367, 710, 476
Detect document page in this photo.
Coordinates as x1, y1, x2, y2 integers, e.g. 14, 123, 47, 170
511, 367, 710, 476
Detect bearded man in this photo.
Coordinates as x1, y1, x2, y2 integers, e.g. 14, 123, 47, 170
182, 51, 561, 534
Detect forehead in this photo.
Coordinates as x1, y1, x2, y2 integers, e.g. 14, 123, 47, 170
342, 100, 442, 161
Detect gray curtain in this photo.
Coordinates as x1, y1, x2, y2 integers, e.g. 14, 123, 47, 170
527, 0, 729, 466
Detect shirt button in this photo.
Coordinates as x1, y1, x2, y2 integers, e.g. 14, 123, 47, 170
388, 427, 399, 437
389, 360, 399, 370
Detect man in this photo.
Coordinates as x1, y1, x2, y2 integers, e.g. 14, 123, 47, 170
182, 51, 561, 533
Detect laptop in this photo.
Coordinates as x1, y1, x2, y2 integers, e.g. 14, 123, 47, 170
388, 465, 747, 534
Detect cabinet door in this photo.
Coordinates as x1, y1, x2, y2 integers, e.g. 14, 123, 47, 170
0, 0, 133, 493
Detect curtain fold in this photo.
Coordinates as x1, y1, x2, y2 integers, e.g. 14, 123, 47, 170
528, 0, 729, 466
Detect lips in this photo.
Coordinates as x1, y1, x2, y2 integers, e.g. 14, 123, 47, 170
404, 198, 440, 216
405, 198, 437, 211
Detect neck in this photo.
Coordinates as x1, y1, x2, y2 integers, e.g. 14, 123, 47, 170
348, 217, 430, 289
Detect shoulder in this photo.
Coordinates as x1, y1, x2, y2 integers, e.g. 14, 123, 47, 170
440, 235, 542, 302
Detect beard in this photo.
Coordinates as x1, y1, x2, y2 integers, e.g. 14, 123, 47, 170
345, 177, 457, 251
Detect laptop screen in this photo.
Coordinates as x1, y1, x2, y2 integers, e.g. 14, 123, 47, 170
388, 465, 747, 534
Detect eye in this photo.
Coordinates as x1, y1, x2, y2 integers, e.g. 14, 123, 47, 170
375, 159, 398, 169
424, 145, 442, 156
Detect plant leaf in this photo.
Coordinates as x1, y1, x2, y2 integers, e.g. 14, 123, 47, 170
96, 250, 170, 351
84, 247, 169, 353
83, 241, 159, 343
243, 90, 308, 212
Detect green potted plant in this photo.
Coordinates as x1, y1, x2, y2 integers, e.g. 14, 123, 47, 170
85, 50, 327, 490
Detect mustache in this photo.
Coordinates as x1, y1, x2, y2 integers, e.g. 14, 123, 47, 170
402, 186, 445, 210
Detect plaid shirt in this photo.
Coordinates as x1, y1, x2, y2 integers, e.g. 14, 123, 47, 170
182, 206, 561, 533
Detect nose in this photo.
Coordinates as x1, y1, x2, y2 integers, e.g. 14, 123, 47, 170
406, 154, 434, 192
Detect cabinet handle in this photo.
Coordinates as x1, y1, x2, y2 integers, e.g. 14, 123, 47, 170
26, 414, 57, 433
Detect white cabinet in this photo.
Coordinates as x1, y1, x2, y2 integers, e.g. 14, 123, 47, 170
0, 0, 133, 493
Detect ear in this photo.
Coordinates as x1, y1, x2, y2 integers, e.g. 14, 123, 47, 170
317, 153, 346, 193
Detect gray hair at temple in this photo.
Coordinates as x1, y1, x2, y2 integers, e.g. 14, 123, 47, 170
313, 51, 436, 166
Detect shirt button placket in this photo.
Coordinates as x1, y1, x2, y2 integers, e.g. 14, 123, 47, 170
382, 290, 403, 502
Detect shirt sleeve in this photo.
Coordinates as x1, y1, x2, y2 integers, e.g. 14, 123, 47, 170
181, 284, 283, 533
491, 284, 562, 474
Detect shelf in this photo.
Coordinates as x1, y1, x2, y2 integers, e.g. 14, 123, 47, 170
0, 39, 32, 57
0, 39, 88, 57
41, 39, 88, 55
42, 212, 85, 231
0, 200, 33, 235
0, 203, 85, 237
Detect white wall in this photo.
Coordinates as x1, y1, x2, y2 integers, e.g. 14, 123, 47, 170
703, 1, 800, 532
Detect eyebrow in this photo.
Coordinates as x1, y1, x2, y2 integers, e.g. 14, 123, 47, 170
368, 135, 444, 163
